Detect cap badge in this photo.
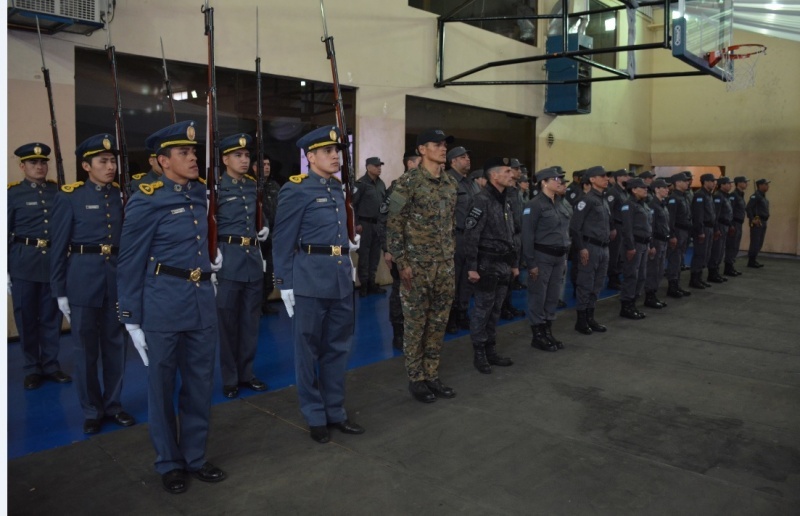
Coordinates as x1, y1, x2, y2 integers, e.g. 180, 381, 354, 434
502, 158, 509, 165
102, 138, 111, 150
329, 130, 338, 142
34, 145, 42, 155
239, 136, 247, 148
187, 125, 196, 141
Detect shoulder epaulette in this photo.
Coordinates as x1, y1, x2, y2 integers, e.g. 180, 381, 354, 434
112, 182, 120, 188
7, 181, 21, 189
131, 172, 146, 180
61, 181, 84, 193
244, 174, 256, 182
289, 174, 308, 184
139, 181, 164, 195
197, 177, 207, 185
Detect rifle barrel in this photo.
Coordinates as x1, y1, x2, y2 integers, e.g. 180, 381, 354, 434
35, 17, 66, 188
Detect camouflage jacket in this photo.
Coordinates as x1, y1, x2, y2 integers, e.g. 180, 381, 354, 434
386, 165, 456, 269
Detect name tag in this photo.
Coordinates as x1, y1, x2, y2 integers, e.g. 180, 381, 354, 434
226, 196, 237, 202
171, 208, 185, 215
85, 205, 100, 210
316, 197, 328, 203
26, 201, 38, 206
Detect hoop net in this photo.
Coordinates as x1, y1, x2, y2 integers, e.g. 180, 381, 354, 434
708, 44, 767, 92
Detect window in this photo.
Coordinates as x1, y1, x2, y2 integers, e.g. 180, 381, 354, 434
584, 0, 618, 69
410, 0, 538, 46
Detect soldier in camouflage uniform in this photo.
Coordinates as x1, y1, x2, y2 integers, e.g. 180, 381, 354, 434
463, 157, 517, 374
386, 129, 457, 404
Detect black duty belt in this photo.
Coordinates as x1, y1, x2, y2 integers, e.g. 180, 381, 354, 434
305, 245, 349, 256
718, 219, 731, 226
634, 236, 652, 245
653, 234, 669, 242
155, 263, 212, 282
675, 223, 692, 231
733, 218, 745, 224
70, 243, 118, 255
359, 217, 378, 224
534, 243, 569, 257
583, 236, 608, 248
704, 222, 715, 228
13, 236, 49, 248
220, 234, 258, 247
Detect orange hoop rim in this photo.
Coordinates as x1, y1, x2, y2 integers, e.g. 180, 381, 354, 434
707, 44, 767, 67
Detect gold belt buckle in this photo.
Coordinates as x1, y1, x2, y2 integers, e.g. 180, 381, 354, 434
330, 245, 342, 256
241, 236, 251, 246
189, 268, 202, 282
100, 244, 112, 256
36, 238, 48, 248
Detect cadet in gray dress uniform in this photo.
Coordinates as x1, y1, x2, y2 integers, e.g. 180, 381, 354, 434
522, 166, 571, 352
644, 179, 672, 309
272, 126, 365, 444
707, 176, 734, 283
8, 143, 72, 390
464, 157, 517, 374
215, 133, 269, 398
746, 178, 771, 268
724, 176, 749, 276
689, 174, 717, 289
619, 178, 653, 319
50, 134, 134, 434
569, 166, 613, 334
354, 156, 387, 297
130, 139, 163, 190
665, 173, 693, 298
118, 120, 226, 494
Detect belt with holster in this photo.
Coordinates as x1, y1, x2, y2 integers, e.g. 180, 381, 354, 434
583, 236, 608, 248
359, 217, 378, 224
220, 234, 258, 247
478, 246, 517, 266
634, 235, 652, 245
70, 243, 118, 255
155, 263, 212, 282
304, 244, 349, 256
533, 243, 569, 257
13, 236, 49, 248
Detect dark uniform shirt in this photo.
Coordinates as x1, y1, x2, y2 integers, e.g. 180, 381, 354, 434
745, 190, 770, 222
570, 188, 611, 249
353, 173, 386, 222
713, 190, 733, 227
7, 179, 58, 282
50, 180, 122, 307
216, 173, 262, 282
448, 168, 480, 231
649, 196, 670, 240
521, 193, 571, 268
730, 190, 747, 223
606, 183, 629, 229
621, 198, 653, 250
691, 187, 717, 234
463, 185, 516, 273
564, 182, 583, 207
667, 189, 692, 234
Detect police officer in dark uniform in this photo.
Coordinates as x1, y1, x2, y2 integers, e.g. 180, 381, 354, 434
644, 178, 672, 309
724, 176, 749, 276
570, 166, 613, 334
272, 125, 365, 444
665, 172, 693, 298
639, 170, 656, 202
619, 178, 653, 319
564, 170, 584, 207
130, 139, 163, 190
118, 120, 226, 494
464, 157, 517, 374
500, 158, 525, 319
254, 155, 282, 314
8, 142, 72, 390
606, 169, 630, 290
50, 133, 134, 434
708, 176, 734, 283
522, 166, 571, 352
215, 133, 270, 398
690, 174, 717, 289
746, 178, 771, 268
353, 156, 387, 297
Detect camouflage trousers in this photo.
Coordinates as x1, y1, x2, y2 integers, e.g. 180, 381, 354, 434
400, 259, 455, 382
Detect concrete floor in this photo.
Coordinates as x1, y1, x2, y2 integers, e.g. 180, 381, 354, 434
8, 256, 800, 515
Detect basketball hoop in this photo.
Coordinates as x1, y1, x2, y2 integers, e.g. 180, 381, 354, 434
706, 44, 767, 92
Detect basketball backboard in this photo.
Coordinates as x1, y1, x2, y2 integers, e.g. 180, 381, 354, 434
672, 0, 734, 81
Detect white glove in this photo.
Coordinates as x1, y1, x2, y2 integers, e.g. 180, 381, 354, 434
349, 235, 361, 282
125, 323, 149, 366
57, 297, 71, 324
210, 248, 223, 272
257, 226, 270, 242
280, 289, 295, 318
211, 272, 219, 296
7, 273, 11, 296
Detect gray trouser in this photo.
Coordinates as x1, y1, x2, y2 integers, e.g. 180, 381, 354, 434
357, 220, 381, 284
725, 222, 743, 265
470, 262, 510, 346
748, 221, 767, 259
216, 277, 262, 386
526, 251, 566, 326
645, 239, 667, 293
690, 228, 713, 273
666, 229, 689, 281
708, 225, 729, 269
621, 242, 648, 302
607, 224, 623, 278
576, 242, 609, 311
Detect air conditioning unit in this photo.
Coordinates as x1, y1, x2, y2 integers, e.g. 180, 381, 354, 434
8, 0, 105, 35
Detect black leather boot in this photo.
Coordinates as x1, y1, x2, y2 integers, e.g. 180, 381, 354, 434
689, 272, 706, 289
544, 320, 564, 349
644, 291, 665, 309
747, 257, 763, 268
574, 311, 593, 335
631, 301, 647, 318
707, 268, 725, 283
531, 325, 557, 351
485, 342, 513, 366
392, 324, 404, 350
620, 301, 644, 320
586, 308, 607, 332
473, 344, 492, 374
666, 281, 683, 299
723, 263, 738, 277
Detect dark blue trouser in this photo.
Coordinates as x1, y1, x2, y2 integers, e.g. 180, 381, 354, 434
11, 278, 62, 374
216, 277, 262, 386
748, 221, 767, 259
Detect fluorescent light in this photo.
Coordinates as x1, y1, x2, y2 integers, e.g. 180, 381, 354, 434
605, 18, 616, 31
191, 90, 198, 98
300, 80, 306, 87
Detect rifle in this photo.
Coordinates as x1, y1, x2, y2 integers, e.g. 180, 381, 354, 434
254, 7, 265, 231
35, 17, 66, 188
203, 0, 220, 257
319, 0, 356, 242
160, 37, 177, 125
104, 10, 131, 204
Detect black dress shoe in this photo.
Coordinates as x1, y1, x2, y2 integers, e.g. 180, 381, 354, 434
108, 411, 136, 427
425, 379, 456, 399
329, 419, 365, 434
162, 469, 188, 494
192, 462, 226, 483
409, 381, 436, 403
46, 370, 72, 384
83, 419, 102, 434
222, 385, 239, 398
309, 425, 330, 443
24, 373, 43, 390
240, 378, 267, 391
